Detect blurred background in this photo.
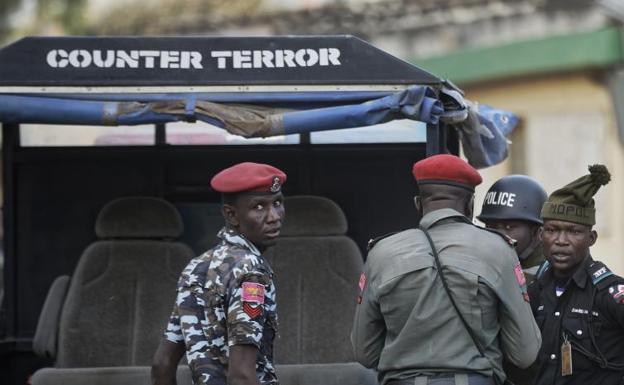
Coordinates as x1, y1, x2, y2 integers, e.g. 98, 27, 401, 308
1, 0, 623, 272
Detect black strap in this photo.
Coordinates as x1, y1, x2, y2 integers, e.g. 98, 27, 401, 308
420, 226, 507, 385
419, 227, 487, 356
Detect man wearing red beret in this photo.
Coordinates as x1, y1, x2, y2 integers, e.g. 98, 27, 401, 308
352, 154, 541, 385
152, 162, 286, 385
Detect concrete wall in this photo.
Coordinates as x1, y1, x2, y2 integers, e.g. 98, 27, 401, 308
466, 72, 624, 274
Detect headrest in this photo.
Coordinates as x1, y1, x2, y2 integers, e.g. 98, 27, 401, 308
281, 196, 347, 236
95, 197, 184, 239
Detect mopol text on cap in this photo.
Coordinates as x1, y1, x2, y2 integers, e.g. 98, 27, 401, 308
412, 154, 482, 191
211, 162, 287, 194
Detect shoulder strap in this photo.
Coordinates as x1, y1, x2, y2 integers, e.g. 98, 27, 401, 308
367, 231, 398, 251
535, 260, 550, 280
587, 260, 616, 289
419, 226, 487, 357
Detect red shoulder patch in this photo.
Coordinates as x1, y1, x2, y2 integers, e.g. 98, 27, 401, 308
358, 272, 366, 292
514, 263, 526, 286
241, 282, 265, 304
608, 284, 624, 304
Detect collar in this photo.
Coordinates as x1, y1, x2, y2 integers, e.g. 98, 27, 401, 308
539, 256, 592, 290
570, 256, 593, 289
217, 227, 261, 256
419, 208, 471, 230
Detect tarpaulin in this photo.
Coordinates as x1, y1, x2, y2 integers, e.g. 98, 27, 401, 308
0, 86, 443, 136
0, 85, 517, 168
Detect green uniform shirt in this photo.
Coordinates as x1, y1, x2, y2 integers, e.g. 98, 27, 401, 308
351, 208, 541, 385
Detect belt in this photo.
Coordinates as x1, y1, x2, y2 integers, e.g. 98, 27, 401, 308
387, 373, 490, 385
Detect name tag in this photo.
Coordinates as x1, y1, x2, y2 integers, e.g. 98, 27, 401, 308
561, 338, 573, 376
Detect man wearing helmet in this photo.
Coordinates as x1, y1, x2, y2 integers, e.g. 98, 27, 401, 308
477, 175, 548, 282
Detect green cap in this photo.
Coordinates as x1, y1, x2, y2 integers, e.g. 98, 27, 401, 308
540, 164, 611, 226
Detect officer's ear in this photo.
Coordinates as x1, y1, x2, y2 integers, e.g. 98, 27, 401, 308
222, 204, 240, 227
465, 194, 474, 220
589, 228, 597, 247
535, 226, 543, 240
414, 196, 422, 213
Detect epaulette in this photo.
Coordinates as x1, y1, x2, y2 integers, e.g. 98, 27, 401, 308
367, 232, 398, 251
535, 260, 550, 280
588, 261, 617, 289
474, 225, 518, 248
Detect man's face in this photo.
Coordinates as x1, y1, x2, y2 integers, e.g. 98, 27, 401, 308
227, 192, 285, 252
484, 219, 537, 257
540, 219, 597, 277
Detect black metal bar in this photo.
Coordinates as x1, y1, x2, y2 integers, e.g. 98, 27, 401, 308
426, 123, 444, 156
155, 123, 166, 146
1, 123, 19, 338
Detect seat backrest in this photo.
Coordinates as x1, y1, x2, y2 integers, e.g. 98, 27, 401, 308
56, 197, 195, 368
265, 195, 363, 364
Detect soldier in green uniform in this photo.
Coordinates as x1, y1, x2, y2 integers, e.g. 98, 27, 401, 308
528, 165, 624, 385
477, 175, 547, 283
152, 162, 287, 385
351, 154, 541, 385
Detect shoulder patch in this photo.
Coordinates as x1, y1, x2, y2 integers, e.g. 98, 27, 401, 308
477, 225, 517, 248
588, 261, 615, 288
367, 231, 399, 251
608, 284, 624, 304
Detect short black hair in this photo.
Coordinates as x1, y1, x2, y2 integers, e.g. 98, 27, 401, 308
221, 192, 240, 206
419, 184, 473, 203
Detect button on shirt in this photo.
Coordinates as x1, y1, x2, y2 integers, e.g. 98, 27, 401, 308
351, 208, 541, 385
165, 228, 278, 385
528, 257, 624, 385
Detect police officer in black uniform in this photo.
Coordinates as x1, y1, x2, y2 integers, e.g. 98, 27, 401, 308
529, 164, 624, 385
478, 175, 547, 282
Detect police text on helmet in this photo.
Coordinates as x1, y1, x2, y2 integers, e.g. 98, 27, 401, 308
484, 191, 516, 207
45, 48, 342, 69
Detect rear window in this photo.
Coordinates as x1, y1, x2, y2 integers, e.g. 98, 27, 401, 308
165, 121, 300, 145
20, 124, 156, 146
18, 120, 426, 146
310, 120, 426, 144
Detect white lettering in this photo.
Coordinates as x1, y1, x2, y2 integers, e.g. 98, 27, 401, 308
189, 51, 203, 69
47, 49, 69, 68
160, 51, 180, 69
326, 48, 341, 65
280, 50, 296, 67
45, 47, 340, 70
594, 267, 607, 278
211, 51, 232, 69
253, 50, 274, 68
233, 50, 252, 69
116, 50, 139, 68
140, 50, 159, 68
484, 191, 516, 207
93, 50, 115, 67
68, 49, 91, 68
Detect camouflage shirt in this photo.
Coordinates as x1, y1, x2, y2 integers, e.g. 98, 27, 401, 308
165, 227, 278, 385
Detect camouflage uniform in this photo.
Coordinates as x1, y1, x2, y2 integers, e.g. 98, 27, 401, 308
165, 227, 278, 385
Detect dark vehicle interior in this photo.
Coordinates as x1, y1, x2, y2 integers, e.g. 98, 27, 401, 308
0, 36, 497, 385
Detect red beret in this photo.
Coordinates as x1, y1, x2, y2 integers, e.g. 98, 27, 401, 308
412, 154, 482, 191
211, 162, 287, 194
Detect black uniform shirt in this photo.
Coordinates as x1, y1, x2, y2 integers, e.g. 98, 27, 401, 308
528, 257, 624, 385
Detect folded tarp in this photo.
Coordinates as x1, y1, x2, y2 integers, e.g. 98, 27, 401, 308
0, 86, 443, 137
0, 85, 518, 167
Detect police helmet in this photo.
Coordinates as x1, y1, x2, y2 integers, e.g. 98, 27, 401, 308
477, 175, 547, 225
